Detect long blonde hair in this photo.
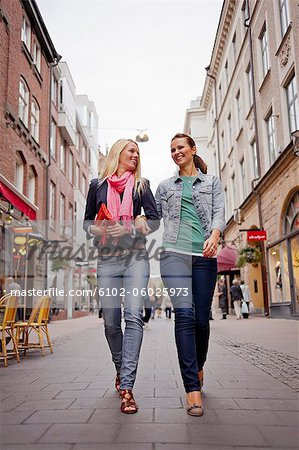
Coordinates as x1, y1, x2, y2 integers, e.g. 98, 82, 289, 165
99, 139, 146, 193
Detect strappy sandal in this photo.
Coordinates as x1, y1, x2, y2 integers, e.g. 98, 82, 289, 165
120, 389, 138, 414
115, 374, 121, 392
186, 403, 204, 417
186, 391, 204, 417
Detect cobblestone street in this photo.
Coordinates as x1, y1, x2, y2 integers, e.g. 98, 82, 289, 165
0, 314, 298, 450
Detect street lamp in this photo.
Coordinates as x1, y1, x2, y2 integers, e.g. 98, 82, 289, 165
136, 131, 149, 142
291, 130, 299, 157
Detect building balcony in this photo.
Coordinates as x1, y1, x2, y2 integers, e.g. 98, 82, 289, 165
58, 104, 76, 146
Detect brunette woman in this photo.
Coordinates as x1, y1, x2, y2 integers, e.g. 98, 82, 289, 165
156, 133, 225, 416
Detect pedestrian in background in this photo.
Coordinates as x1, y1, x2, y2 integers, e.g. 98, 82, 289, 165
230, 279, 243, 319
84, 138, 159, 414
240, 280, 251, 318
162, 294, 172, 320
142, 294, 152, 329
218, 278, 228, 319
156, 133, 225, 416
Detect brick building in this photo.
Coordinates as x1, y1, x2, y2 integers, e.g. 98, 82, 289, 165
0, 0, 60, 301
199, 0, 299, 318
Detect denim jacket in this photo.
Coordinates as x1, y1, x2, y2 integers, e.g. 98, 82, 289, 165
155, 170, 226, 243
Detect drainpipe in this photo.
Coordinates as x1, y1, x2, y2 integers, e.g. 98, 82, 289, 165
245, 4, 269, 316
45, 57, 61, 290
205, 67, 221, 180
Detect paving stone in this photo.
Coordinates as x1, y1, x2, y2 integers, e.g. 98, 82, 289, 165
73, 445, 152, 450
54, 389, 107, 399
0, 410, 36, 425
155, 408, 219, 424
136, 396, 182, 408
188, 424, 269, 446
0, 445, 72, 450
13, 399, 74, 411
234, 398, 299, 411
42, 383, 90, 391
258, 425, 299, 448
116, 423, 189, 443
39, 423, 117, 444
88, 408, 154, 423
0, 424, 50, 445
213, 409, 285, 425
24, 409, 94, 424
69, 397, 120, 409
272, 410, 299, 427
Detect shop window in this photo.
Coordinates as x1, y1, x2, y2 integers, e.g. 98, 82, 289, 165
284, 190, 299, 235
269, 241, 291, 304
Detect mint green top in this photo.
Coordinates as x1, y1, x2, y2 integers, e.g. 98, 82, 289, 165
165, 177, 205, 255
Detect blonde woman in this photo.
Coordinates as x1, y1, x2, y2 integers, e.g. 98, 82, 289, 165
83, 139, 159, 413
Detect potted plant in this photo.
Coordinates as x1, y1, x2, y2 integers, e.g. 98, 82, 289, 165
237, 246, 262, 267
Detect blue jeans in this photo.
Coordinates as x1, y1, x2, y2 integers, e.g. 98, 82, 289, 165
97, 250, 149, 390
160, 251, 217, 393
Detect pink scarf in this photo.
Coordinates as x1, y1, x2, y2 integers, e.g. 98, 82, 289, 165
107, 171, 134, 230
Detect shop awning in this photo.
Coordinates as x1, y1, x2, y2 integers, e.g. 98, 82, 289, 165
0, 181, 37, 220
217, 245, 238, 272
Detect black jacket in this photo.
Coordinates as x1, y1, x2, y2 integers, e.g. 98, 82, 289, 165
230, 285, 244, 301
83, 178, 160, 249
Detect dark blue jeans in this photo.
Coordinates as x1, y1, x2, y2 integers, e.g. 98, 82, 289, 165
160, 251, 217, 393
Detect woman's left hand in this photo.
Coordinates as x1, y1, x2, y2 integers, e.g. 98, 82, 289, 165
203, 235, 219, 258
106, 222, 128, 237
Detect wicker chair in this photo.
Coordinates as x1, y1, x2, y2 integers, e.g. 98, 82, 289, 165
0, 295, 21, 367
15, 296, 53, 356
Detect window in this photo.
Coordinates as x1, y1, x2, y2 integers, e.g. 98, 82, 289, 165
50, 182, 56, 229
50, 118, 56, 158
21, 17, 31, 50
32, 41, 41, 72
260, 24, 270, 78
225, 60, 229, 88
242, 0, 250, 24
231, 173, 236, 209
82, 145, 87, 165
51, 75, 58, 106
246, 63, 253, 107
30, 99, 40, 142
239, 158, 247, 199
286, 74, 299, 134
232, 32, 237, 63
60, 193, 65, 236
75, 163, 80, 189
15, 152, 24, 193
219, 84, 222, 106
228, 114, 233, 150
60, 140, 66, 172
224, 186, 229, 221
69, 203, 73, 238
266, 110, 276, 165
284, 190, 299, 235
18, 78, 29, 127
279, 0, 290, 37
221, 131, 225, 166
68, 152, 73, 183
28, 167, 36, 204
251, 140, 258, 179
236, 90, 242, 131
82, 175, 87, 195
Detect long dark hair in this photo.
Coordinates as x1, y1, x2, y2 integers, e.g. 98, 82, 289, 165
171, 133, 207, 174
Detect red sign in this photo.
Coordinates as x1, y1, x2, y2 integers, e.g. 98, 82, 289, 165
247, 230, 267, 241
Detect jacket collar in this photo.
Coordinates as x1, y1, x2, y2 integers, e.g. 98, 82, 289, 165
174, 168, 205, 183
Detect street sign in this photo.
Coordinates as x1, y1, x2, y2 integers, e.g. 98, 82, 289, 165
247, 230, 267, 241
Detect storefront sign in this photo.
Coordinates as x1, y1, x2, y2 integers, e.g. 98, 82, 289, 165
247, 230, 267, 241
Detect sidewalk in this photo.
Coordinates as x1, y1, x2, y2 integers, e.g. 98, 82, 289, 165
0, 313, 298, 449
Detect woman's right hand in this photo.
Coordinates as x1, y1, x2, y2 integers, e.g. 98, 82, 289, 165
89, 220, 106, 236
